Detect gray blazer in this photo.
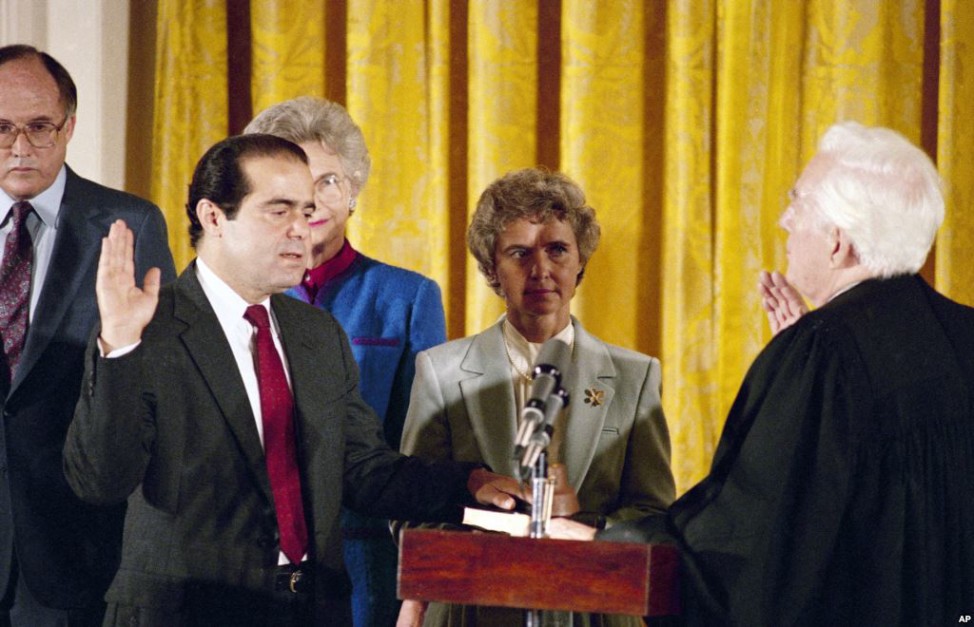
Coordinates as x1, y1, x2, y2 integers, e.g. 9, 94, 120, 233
400, 318, 675, 626
402, 316, 675, 528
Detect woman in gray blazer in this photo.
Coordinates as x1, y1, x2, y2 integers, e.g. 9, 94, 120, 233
397, 168, 676, 627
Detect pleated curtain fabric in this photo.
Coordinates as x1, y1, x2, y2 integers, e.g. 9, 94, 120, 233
144, 0, 974, 494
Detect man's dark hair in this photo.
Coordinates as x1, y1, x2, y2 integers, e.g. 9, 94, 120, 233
186, 134, 308, 248
0, 44, 78, 117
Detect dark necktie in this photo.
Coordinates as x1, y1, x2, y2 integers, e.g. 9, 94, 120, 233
243, 304, 308, 564
0, 201, 34, 383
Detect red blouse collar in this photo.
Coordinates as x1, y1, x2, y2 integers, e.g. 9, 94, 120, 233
301, 239, 359, 301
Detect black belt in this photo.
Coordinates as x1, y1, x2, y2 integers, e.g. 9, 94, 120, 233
272, 562, 313, 594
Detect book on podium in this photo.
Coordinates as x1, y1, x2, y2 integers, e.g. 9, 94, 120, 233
461, 506, 530, 536
397, 528, 680, 617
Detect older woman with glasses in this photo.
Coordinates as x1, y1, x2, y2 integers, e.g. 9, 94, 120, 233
245, 98, 447, 627
397, 168, 675, 627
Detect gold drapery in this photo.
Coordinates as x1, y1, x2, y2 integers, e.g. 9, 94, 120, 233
134, 0, 973, 493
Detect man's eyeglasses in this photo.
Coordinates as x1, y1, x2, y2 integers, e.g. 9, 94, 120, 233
0, 117, 70, 149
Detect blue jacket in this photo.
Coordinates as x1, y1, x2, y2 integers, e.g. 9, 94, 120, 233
286, 252, 446, 464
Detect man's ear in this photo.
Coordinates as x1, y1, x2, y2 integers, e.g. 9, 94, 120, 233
62, 114, 77, 143
196, 199, 225, 237
830, 227, 859, 268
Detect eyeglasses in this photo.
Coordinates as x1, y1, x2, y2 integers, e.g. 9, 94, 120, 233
0, 117, 70, 149
314, 173, 350, 205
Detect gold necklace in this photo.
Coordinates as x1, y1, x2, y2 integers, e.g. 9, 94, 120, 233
503, 335, 534, 386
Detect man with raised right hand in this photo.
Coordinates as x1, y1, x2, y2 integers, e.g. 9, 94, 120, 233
64, 133, 522, 626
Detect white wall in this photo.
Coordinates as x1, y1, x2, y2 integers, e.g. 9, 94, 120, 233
0, 0, 130, 190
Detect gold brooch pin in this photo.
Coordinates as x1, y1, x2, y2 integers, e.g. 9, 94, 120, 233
584, 388, 605, 407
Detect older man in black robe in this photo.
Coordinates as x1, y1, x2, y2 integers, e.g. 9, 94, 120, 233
552, 122, 974, 625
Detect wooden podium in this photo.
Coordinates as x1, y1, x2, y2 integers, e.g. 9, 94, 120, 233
398, 529, 680, 617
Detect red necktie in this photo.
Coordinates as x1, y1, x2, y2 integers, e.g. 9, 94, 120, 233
244, 304, 308, 564
0, 201, 33, 383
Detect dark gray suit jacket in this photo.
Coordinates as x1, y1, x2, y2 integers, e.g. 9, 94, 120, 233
63, 265, 475, 620
0, 166, 175, 610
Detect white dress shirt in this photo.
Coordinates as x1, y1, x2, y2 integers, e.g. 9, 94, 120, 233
194, 257, 294, 447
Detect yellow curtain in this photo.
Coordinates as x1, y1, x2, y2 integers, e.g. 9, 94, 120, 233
346, 0, 451, 315
145, 0, 972, 494
560, 1, 662, 352
661, 0, 720, 487
250, 1, 329, 108
150, 1, 231, 272
937, 0, 974, 303
465, 1, 540, 333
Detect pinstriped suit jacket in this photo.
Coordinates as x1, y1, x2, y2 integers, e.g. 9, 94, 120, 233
64, 265, 477, 621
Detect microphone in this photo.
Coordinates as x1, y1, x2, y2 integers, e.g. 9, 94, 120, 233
517, 387, 570, 479
512, 338, 573, 465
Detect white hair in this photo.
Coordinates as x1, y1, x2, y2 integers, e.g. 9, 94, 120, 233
244, 97, 371, 195
805, 121, 944, 277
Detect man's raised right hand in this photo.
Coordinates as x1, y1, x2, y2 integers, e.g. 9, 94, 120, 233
96, 219, 161, 353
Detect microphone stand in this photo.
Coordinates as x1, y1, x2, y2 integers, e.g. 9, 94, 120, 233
529, 451, 553, 539
525, 450, 552, 627
519, 388, 570, 627
509, 337, 569, 627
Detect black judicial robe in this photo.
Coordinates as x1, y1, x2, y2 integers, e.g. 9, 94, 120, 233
604, 275, 974, 626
